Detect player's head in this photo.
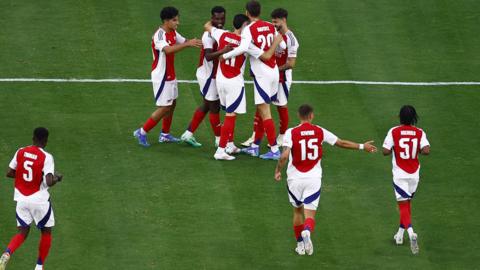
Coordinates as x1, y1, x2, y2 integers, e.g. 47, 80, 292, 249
33, 127, 49, 147
271, 8, 288, 31
298, 104, 314, 122
399, 105, 418, 125
160, 6, 180, 30
245, 0, 261, 18
233, 14, 250, 30
211, 6, 226, 29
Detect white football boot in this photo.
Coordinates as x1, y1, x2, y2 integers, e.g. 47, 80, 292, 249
241, 132, 255, 147
295, 241, 306, 255
0, 253, 10, 270
214, 148, 235, 160
301, 230, 314, 255
226, 143, 241, 155
410, 233, 419, 254
393, 231, 404, 245
276, 134, 284, 146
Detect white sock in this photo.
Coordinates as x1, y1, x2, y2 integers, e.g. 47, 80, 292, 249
35, 264, 43, 270
182, 130, 193, 138
140, 128, 147, 135
271, 145, 279, 153
216, 147, 225, 154
407, 227, 414, 238
251, 143, 259, 148
215, 136, 220, 144
227, 142, 235, 148
397, 227, 405, 235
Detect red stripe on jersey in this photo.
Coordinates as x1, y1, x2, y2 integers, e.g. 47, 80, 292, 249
290, 123, 324, 173
392, 125, 423, 174
276, 34, 288, 83
218, 32, 245, 78
249, 20, 277, 68
164, 31, 177, 81
15, 146, 46, 196
151, 39, 160, 71
197, 43, 219, 79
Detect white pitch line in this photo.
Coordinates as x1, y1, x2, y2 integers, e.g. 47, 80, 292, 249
0, 78, 479, 86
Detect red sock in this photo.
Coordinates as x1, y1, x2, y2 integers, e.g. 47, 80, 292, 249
209, 113, 221, 137
229, 116, 237, 142
277, 106, 289, 134
263, 118, 277, 146
304, 218, 316, 232
37, 231, 52, 265
294, 224, 304, 241
6, 233, 26, 255
187, 109, 207, 133
406, 200, 412, 228
398, 201, 411, 228
220, 115, 236, 148
253, 112, 264, 145
162, 113, 173, 134
142, 117, 159, 133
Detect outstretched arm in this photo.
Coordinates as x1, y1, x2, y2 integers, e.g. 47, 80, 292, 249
204, 47, 233, 61
335, 139, 377, 153
163, 39, 202, 55
275, 147, 291, 181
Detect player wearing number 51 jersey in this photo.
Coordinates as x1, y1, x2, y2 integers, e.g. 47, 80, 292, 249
383, 105, 430, 254
1, 128, 63, 270
275, 104, 377, 256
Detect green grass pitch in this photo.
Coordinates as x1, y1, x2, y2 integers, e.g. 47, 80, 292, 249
0, 0, 479, 269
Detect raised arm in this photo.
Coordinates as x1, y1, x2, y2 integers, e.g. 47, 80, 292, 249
222, 27, 252, 60
275, 147, 291, 181
163, 39, 202, 54
335, 139, 377, 153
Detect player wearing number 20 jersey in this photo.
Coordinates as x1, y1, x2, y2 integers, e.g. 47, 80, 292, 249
275, 104, 377, 255
383, 105, 430, 254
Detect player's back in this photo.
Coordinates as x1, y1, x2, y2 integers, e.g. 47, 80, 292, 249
247, 20, 277, 72
217, 32, 246, 79
14, 145, 49, 197
389, 125, 426, 175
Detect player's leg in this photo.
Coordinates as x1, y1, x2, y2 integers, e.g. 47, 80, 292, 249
392, 178, 415, 248
292, 206, 306, 255
35, 228, 52, 270
207, 99, 221, 147
299, 178, 321, 256
240, 116, 257, 147
257, 103, 280, 160
32, 201, 54, 270
159, 99, 181, 143
181, 100, 209, 147
214, 112, 236, 160
406, 178, 420, 254
273, 82, 290, 146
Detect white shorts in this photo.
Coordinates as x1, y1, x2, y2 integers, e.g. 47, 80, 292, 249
152, 80, 178, 106
393, 178, 419, 201
16, 200, 55, 228
272, 81, 291, 106
197, 77, 219, 101
287, 177, 322, 210
217, 78, 246, 114
252, 73, 279, 105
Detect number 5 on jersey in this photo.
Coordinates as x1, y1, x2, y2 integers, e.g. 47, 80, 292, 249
299, 138, 319, 161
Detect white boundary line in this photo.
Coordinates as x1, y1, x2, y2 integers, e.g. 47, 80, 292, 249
0, 78, 479, 86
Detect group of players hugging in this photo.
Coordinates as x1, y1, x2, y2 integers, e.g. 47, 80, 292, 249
0, 1, 431, 269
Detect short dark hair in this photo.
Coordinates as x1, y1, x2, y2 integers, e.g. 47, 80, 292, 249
399, 105, 418, 125
246, 1, 261, 17
211, 6, 226, 16
233, 14, 249, 29
160, 6, 179, 21
298, 104, 314, 119
271, 8, 288, 19
33, 127, 49, 143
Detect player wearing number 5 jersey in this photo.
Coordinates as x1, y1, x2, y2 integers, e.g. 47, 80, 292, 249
383, 105, 430, 255
1, 128, 63, 270
222, 0, 286, 160
275, 104, 376, 256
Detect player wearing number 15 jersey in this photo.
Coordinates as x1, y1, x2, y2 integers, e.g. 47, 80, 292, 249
275, 104, 377, 256
1, 128, 63, 270
383, 105, 430, 255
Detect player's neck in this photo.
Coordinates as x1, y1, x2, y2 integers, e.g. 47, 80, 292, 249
161, 25, 173, 33
234, 30, 241, 35
280, 26, 289, 34
33, 143, 45, 149
300, 120, 311, 125
249, 17, 260, 22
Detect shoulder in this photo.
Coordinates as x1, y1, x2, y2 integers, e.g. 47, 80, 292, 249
286, 30, 298, 46
155, 28, 165, 39
39, 148, 53, 160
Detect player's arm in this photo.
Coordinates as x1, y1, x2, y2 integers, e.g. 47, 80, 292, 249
221, 26, 252, 60
6, 168, 15, 178
258, 34, 284, 61
279, 57, 296, 72
382, 129, 394, 156
163, 39, 202, 55
45, 172, 63, 187
335, 139, 377, 153
382, 147, 392, 156
275, 147, 291, 181
420, 145, 430, 155
204, 47, 233, 61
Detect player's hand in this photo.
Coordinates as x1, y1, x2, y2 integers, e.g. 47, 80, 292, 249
187, 38, 203, 48
54, 172, 63, 182
273, 34, 283, 47
274, 170, 282, 181
363, 141, 377, 153
222, 45, 233, 53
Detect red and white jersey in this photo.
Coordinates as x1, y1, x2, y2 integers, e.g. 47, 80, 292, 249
383, 125, 430, 179
196, 31, 219, 80
210, 28, 263, 81
151, 27, 186, 83
283, 123, 338, 179
275, 30, 299, 83
8, 145, 54, 203
222, 20, 284, 77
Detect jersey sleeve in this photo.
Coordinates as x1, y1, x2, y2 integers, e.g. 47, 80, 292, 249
176, 31, 187, 44
287, 32, 299, 58
202, 31, 214, 49
210, 27, 226, 43
420, 130, 430, 148
222, 25, 252, 59
43, 154, 55, 176
154, 30, 170, 51
383, 128, 394, 150
275, 29, 287, 50
322, 128, 338, 145
247, 43, 263, 59
9, 150, 19, 170
282, 128, 293, 148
